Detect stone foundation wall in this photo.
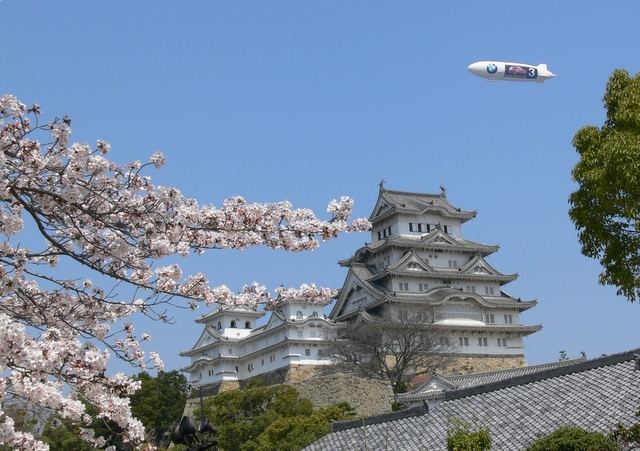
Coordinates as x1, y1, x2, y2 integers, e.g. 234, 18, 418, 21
184, 365, 395, 418
183, 355, 526, 418
443, 354, 527, 375
290, 371, 394, 417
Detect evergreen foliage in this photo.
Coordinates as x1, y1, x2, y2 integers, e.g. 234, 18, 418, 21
129, 370, 190, 444
201, 382, 355, 450
526, 426, 616, 451
446, 418, 491, 451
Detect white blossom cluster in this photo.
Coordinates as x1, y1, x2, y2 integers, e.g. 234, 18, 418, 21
0, 95, 370, 449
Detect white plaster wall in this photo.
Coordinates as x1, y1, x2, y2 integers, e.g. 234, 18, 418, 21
279, 302, 325, 320
396, 214, 463, 238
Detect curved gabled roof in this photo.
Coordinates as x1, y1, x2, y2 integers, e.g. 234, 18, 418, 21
397, 357, 587, 403
370, 268, 517, 285
340, 230, 499, 267
329, 263, 386, 319
196, 305, 264, 324
369, 188, 476, 224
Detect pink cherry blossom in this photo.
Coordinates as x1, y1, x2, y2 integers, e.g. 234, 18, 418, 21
0, 94, 370, 449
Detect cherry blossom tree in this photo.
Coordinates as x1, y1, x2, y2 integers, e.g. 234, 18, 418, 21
0, 95, 370, 450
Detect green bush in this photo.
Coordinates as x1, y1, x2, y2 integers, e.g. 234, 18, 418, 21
527, 426, 617, 451
446, 418, 491, 451
202, 382, 355, 450
391, 401, 407, 412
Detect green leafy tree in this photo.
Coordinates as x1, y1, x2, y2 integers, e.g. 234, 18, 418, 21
254, 402, 355, 451
527, 426, 616, 451
446, 418, 491, 451
130, 370, 190, 444
569, 68, 640, 301
201, 382, 354, 451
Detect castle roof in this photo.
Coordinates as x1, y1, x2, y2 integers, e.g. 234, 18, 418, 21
356, 309, 541, 335
369, 188, 476, 224
396, 357, 585, 402
330, 261, 535, 320
196, 306, 264, 324
340, 230, 499, 267
307, 349, 640, 451
366, 251, 518, 285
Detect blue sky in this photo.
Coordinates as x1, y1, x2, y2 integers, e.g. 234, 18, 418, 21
2, 1, 639, 373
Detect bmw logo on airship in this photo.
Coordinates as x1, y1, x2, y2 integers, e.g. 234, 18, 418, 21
486, 63, 498, 74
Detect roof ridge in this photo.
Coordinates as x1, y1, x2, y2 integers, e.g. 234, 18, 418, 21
331, 405, 428, 433
444, 357, 585, 381
384, 188, 442, 198
444, 348, 640, 401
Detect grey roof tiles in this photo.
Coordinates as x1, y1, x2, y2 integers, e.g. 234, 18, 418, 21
306, 349, 640, 451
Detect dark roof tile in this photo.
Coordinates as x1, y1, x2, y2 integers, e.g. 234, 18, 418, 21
307, 349, 640, 450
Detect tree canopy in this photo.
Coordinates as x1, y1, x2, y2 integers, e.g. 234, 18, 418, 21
526, 426, 616, 451
569, 69, 640, 301
0, 95, 368, 449
201, 382, 354, 451
130, 371, 190, 445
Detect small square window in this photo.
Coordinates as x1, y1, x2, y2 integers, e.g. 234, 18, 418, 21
305, 349, 311, 356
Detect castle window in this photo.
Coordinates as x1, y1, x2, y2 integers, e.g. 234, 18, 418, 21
245, 321, 251, 329
217, 321, 222, 330
484, 287, 495, 295
230, 320, 236, 328
228, 348, 232, 354
409, 223, 414, 232
398, 282, 409, 291
427, 224, 431, 232
444, 225, 449, 233
305, 349, 311, 356
311, 311, 318, 317
478, 337, 488, 347
296, 311, 303, 320
297, 331, 303, 338
448, 260, 458, 269
418, 223, 423, 232
485, 314, 495, 324
387, 226, 392, 236
439, 336, 449, 346
497, 338, 508, 347
235, 366, 238, 372
465, 285, 476, 293
378, 230, 382, 240
504, 314, 513, 324
459, 337, 469, 346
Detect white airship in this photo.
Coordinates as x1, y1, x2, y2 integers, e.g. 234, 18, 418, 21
468, 61, 556, 83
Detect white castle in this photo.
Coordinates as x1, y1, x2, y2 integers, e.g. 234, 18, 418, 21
181, 185, 541, 387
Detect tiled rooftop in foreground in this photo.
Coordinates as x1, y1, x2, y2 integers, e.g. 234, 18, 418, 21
306, 349, 640, 451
